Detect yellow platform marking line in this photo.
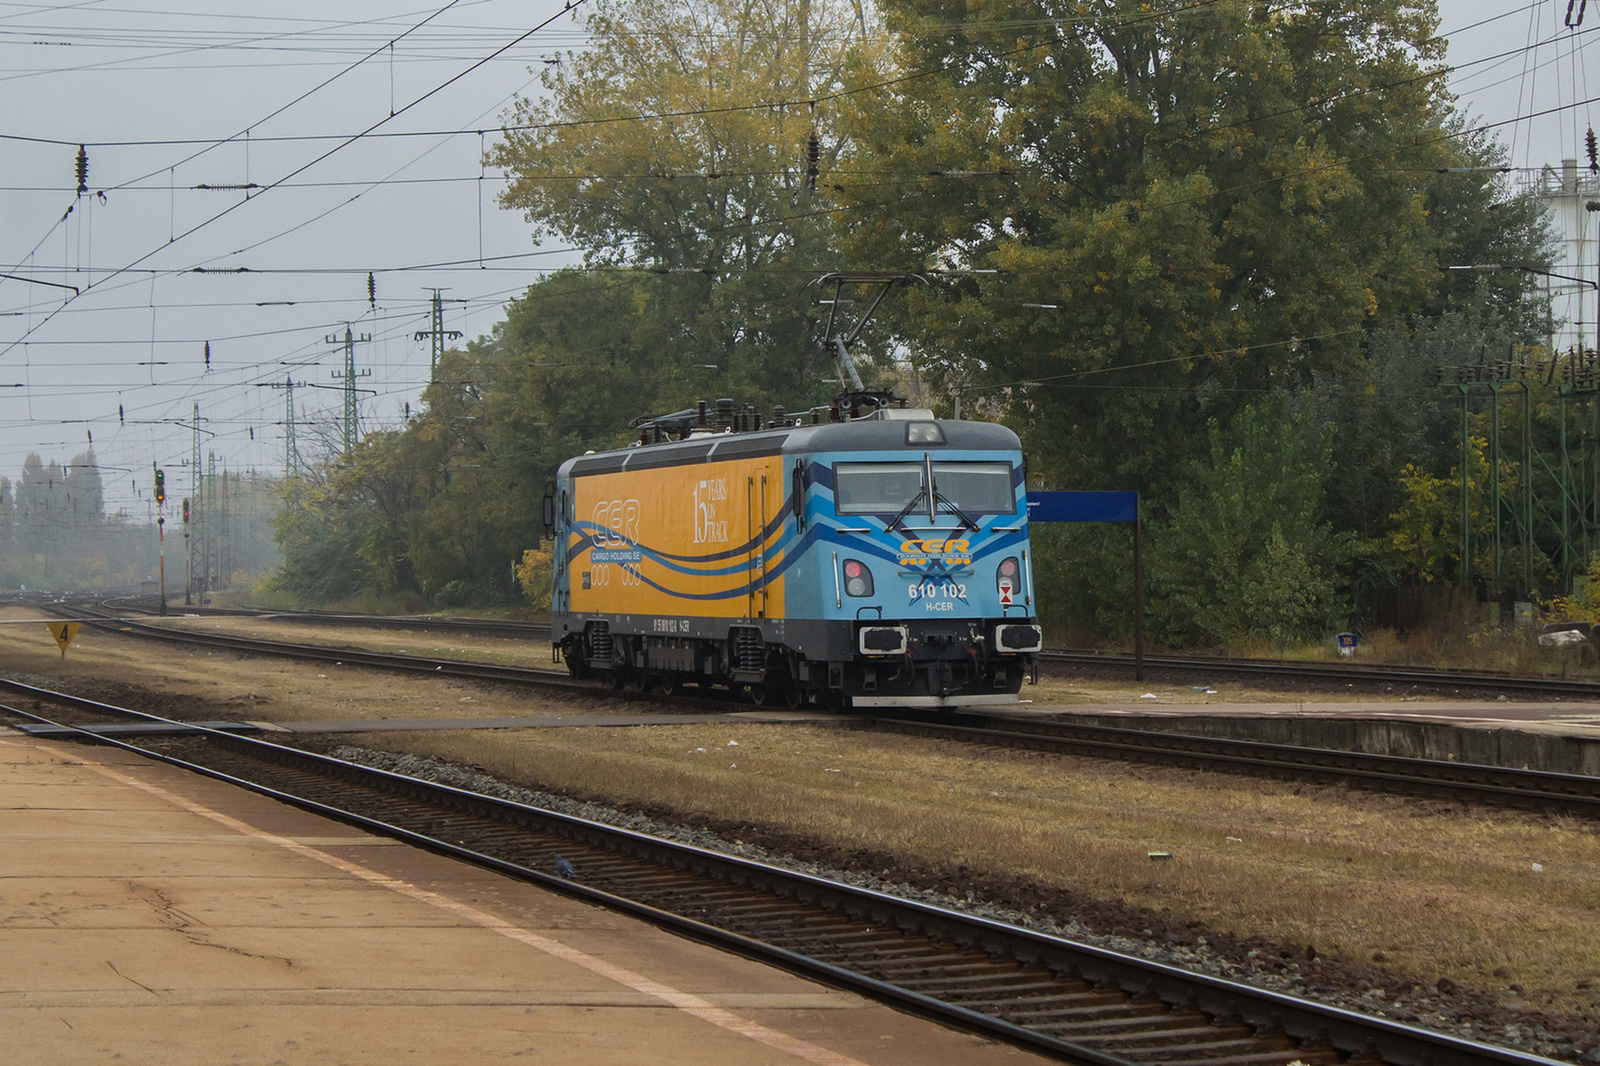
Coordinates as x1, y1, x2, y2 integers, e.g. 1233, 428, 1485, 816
30, 742, 869, 1066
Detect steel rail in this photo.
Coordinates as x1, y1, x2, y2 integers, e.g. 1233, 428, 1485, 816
0, 676, 1567, 1066
865, 715, 1600, 817
56, 601, 586, 692
110, 594, 1600, 698
1040, 649, 1600, 697
0, 691, 1117, 1066
45, 601, 1600, 816
105, 596, 551, 639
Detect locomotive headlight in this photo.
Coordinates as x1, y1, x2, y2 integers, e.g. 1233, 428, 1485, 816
842, 559, 875, 597
996, 556, 1019, 595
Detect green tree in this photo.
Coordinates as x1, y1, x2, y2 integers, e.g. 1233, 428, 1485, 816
839, 0, 1539, 491
0, 476, 11, 559
271, 469, 372, 604
1378, 433, 1504, 587
63, 450, 104, 532
1149, 401, 1350, 645
491, 0, 889, 428
495, 0, 879, 270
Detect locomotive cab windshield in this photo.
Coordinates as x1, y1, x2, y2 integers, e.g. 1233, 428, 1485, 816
833, 461, 1015, 517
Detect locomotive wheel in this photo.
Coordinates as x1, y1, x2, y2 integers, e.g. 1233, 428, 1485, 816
825, 689, 850, 713
747, 684, 767, 706
657, 675, 676, 696
610, 672, 626, 691
782, 685, 803, 709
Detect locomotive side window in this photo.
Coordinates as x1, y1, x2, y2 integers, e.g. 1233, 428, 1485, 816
834, 461, 1014, 515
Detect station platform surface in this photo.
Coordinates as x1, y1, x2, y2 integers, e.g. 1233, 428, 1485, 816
1027, 699, 1600, 739
0, 734, 1043, 1065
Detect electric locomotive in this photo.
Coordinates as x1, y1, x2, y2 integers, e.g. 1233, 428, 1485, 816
548, 396, 1042, 709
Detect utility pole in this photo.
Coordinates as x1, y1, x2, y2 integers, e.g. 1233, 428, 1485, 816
260, 378, 302, 477
327, 326, 372, 454
415, 289, 464, 376
202, 451, 215, 600
220, 465, 231, 587
189, 402, 201, 605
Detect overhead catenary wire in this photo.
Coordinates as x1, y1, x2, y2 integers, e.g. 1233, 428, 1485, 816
0, 1, 1584, 504
0, 0, 593, 368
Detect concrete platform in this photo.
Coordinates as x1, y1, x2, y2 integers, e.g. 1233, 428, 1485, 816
0, 735, 1043, 1064
1037, 699, 1600, 737
1023, 702, 1600, 775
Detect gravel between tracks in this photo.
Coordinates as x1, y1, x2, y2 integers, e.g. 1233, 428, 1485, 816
324, 743, 1599, 1064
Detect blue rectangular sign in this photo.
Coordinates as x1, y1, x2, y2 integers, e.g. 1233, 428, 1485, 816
1025, 491, 1139, 523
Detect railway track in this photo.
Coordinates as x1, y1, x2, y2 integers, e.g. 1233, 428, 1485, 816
861, 714, 1600, 818
38, 599, 1600, 818
61, 599, 590, 692
103, 596, 551, 638
0, 676, 1565, 1066
102, 595, 1600, 699
1039, 650, 1600, 699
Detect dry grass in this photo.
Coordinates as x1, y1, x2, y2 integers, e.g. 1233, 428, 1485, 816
4, 605, 1598, 1019
372, 723, 1600, 1016
0, 607, 577, 722
144, 614, 562, 671
1236, 624, 1600, 679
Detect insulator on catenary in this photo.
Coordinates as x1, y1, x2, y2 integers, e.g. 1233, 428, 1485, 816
75, 145, 87, 196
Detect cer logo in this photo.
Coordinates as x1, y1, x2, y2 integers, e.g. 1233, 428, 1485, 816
591, 499, 641, 546
898, 539, 971, 555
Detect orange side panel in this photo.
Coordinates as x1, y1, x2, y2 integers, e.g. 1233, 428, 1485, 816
565, 456, 787, 620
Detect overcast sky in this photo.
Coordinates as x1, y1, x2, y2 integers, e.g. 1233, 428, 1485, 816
0, 0, 1591, 521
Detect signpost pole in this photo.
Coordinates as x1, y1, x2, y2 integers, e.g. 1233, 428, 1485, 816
155, 467, 167, 617
1133, 493, 1144, 683
1025, 489, 1142, 676
182, 497, 192, 606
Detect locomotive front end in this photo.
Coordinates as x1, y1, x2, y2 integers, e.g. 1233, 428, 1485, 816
791, 413, 1042, 709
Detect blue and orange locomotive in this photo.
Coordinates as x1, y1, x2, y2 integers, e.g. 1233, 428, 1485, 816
550, 398, 1041, 709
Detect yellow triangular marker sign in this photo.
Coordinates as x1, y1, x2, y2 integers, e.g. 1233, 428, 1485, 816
49, 622, 81, 658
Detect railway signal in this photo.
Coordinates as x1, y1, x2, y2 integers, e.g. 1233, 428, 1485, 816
182, 497, 191, 606
154, 468, 167, 616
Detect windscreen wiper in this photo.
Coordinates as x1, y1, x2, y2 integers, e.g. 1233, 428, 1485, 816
932, 484, 980, 536
885, 484, 927, 537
